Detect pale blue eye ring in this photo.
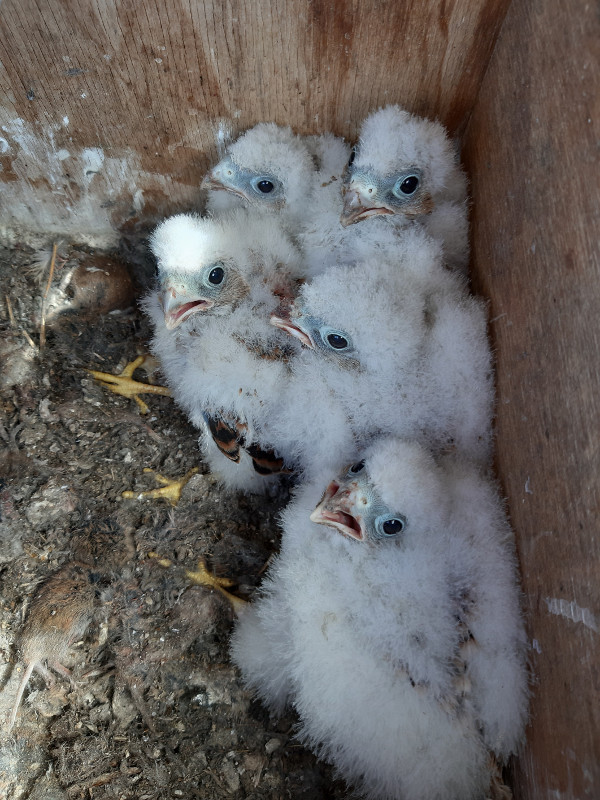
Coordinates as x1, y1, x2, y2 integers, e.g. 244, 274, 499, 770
250, 176, 278, 195
319, 326, 353, 352
374, 514, 407, 538
392, 173, 420, 198
203, 262, 226, 287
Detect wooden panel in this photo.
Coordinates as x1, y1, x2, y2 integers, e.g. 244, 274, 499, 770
0, 0, 509, 244
462, 0, 600, 797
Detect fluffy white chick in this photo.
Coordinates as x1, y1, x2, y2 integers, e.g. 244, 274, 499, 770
202, 123, 350, 267
337, 105, 470, 273
144, 209, 303, 491
202, 123, 315, 225
265, 227, 493, 479
231, 438, 528, 800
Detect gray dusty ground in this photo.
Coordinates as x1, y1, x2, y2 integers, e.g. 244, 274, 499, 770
0, 242, 345, 800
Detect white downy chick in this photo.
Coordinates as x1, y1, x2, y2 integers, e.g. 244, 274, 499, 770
231, 437, 529, 800
266, 227, 493, 479
144, 209, 304, 491
202, 123, 316, 227
202, 123, 350, 270
335, 105, 469, 273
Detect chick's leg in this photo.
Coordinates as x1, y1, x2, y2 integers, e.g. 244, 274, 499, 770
149, 553, 247, 614
185, 560, 247, 614
87, 355, 172, 414
122, 467, 199, 507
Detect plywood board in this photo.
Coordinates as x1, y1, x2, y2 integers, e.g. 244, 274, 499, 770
0, 0, 508, 244
462, 0, 600, 796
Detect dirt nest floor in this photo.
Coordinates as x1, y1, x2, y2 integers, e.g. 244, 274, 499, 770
0, 242, 344, 800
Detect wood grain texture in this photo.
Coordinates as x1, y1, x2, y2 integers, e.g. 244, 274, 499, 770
462, 0, 600, 797
0, 0, 509, 243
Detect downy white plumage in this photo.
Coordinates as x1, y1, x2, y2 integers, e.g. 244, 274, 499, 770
202, 122, 350, 275
343, 105, 470, 272
301, 104, 469, 274
265, 227, 493, 479
231, 437, 529, 800
144, 209, 304, 491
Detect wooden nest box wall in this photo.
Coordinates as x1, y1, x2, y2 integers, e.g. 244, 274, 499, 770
1, 1, 598, 797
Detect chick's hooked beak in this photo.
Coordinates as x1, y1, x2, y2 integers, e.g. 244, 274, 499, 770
201, 163, 248, 202
340, 181, 394, 227
310, 480, 365, 541
160, 284, 215, 330
270, 305, 314, 349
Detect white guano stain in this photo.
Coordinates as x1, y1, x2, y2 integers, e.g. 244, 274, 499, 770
214, 119, 233, 156
133, 188, 144, 212
545, 597, 599, 632
81, 147, 105, 182
0, 114, 196, 247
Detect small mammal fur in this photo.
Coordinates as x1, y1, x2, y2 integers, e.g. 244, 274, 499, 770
6, 561, 97, 732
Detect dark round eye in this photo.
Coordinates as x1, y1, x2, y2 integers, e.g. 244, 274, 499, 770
208, 266, 224, 284
256, 180, 274, 194
348, 147, 356, 167
327, 333, 349, 349
381, 517, 406, 536
398, 175, 419, 195
374, 513, 408, 538
349, 460, 365, 474
382, 518, 405, 535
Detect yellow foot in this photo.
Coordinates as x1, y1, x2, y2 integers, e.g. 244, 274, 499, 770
122, 467, 199, 506
87, 355, 172, 414
148, 553, 247, 613
185, 559, 248, 613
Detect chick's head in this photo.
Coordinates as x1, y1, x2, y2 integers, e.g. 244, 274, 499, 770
150, 210, 303, 331
309, 438, 450, 546
150, 213, 251, 329
270, 237, 440, 378
341, 105, 464, 226
202, 123, 316, 218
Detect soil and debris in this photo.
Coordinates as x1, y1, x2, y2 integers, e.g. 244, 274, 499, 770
0, 241, 345, 799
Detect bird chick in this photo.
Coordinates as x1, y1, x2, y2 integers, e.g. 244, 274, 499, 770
266, 227, 493, 478
148, 211, 253, 330
231, 438, 528, 800
5, 562, 98, 733
339, 105, 469, 273
202, 123, 316, 225
203, 123, 350, 264
144, 209, 303, 491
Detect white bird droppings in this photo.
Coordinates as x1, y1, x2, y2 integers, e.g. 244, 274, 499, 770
545, 598, 599, 632
133, 188, 145, 212
81, 147, 105, 176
